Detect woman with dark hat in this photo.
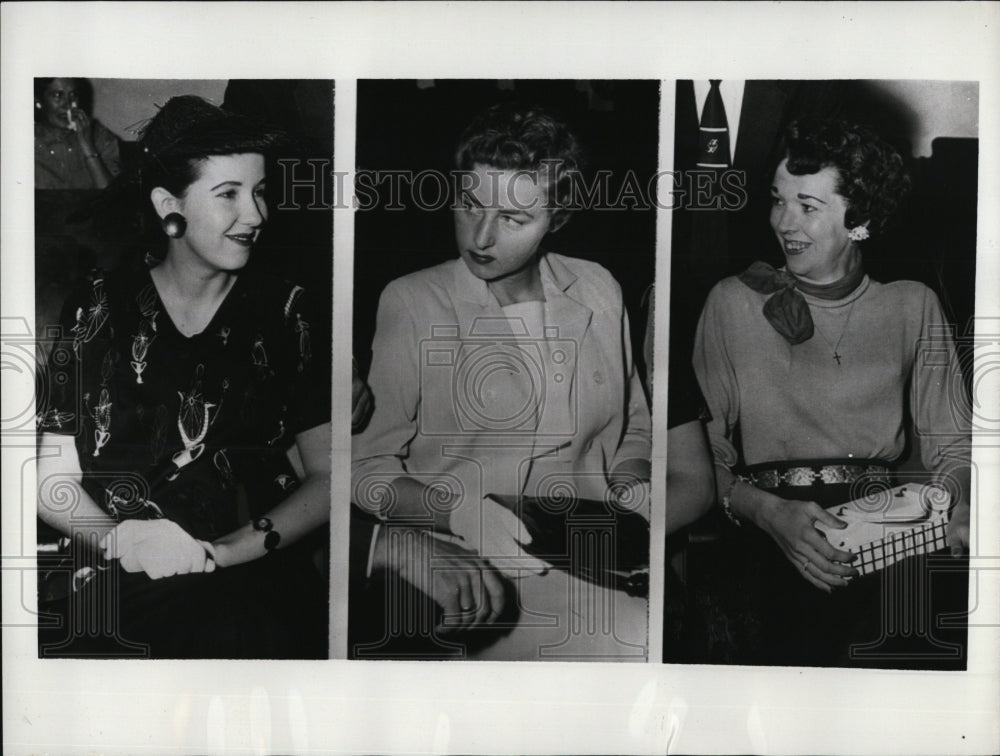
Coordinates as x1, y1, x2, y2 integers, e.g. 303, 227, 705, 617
37, 96, 331, 658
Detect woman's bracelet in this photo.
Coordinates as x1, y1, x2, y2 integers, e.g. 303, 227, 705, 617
83, 152, 100, 159
720, 475, 748, 526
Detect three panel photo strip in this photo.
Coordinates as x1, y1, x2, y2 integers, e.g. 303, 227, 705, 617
30, 76, 979, 671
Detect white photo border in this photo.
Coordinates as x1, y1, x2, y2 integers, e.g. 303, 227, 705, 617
3, 3, 998, 754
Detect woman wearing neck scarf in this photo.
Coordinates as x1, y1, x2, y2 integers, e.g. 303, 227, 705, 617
692, 118, 971, 667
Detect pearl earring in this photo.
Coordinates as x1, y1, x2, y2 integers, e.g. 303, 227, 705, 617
161, 213, 187, 239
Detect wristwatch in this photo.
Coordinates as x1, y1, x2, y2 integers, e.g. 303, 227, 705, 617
252, 516, 281, 551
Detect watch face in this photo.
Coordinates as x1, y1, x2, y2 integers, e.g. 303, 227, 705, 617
254, 517, 272, 532
264, 530, 281, 551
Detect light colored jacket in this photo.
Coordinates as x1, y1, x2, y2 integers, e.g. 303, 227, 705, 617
352, 252, 651, 517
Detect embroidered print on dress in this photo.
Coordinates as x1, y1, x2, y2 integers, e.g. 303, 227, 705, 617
104, 481, 165, 521
169, 364, 219, 480
284, 286, 311, 372
71, 275, 110, 358
213, 449, 237, 489
294, 313, 311, 372
274, 473, 296, 491
268, 409, 286, 446
129, 285, 160, 384
252, 335, 269, 378
38, 408, 75, 430
129, 320, 155, 384
90, 350, 117, 457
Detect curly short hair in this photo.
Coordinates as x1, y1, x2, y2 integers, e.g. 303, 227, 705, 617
455, 102, 585, 209
783, 118, 910, 238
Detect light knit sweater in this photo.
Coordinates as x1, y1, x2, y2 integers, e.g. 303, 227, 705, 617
693, 274, 969, 472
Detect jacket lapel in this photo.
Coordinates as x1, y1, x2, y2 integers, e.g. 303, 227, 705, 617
534, 254, 592, 448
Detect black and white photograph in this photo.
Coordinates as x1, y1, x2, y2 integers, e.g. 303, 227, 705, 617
349, 79, 658, 661
663, 79, 978, 669
32, 78, 335, 658
2, 4, 998, 755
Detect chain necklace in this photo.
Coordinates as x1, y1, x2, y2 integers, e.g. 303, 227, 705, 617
812, 300, 857, 365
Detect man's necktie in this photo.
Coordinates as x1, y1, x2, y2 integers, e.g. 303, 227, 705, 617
696, 80, 731, 169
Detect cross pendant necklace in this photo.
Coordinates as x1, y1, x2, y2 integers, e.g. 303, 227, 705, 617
813, 300, 856, 366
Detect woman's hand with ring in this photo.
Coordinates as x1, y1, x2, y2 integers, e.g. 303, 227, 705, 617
382, 529, 508, 633
757, 494, 858, 592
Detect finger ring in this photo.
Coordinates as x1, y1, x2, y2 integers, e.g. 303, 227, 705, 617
802, 559, 810, 571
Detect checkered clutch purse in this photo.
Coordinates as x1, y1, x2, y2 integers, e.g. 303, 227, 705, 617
815, 483, 951, 576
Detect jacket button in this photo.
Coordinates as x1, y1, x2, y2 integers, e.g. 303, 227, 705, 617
593, 370, 604, 384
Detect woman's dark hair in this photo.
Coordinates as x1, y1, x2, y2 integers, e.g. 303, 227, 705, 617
782, 118, 910, 238
34, 77, 94, 123
455, 102, 585, 210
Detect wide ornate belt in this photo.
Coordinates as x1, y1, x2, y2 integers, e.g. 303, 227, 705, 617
746, 462, 893, 490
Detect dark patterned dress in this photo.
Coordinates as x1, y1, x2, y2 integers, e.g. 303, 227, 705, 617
38, 263, 330, 658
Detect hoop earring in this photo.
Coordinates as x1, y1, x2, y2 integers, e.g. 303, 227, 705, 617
162, 213, 187, 239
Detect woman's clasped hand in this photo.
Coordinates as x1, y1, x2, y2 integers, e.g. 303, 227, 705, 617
102, 518, 216, 580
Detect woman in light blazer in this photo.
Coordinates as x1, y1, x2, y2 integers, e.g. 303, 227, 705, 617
352, 103, 652, 628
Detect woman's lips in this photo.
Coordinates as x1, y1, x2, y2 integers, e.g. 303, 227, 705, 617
783, 240, 810, 255
468, 251, 495, 265
226, 233, 256, 247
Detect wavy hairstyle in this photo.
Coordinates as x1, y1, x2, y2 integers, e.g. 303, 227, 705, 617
783, 118, 910, 238
455, 102, 585, 211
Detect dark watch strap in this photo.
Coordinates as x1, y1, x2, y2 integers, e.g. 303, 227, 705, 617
252, 517, 280, 551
